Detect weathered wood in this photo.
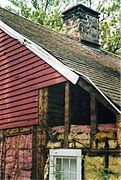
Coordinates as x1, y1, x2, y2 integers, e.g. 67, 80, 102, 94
32, 126, 37, 180
90, 96, 98, 149
78, 78, 119, 115
82, 155, 85, 180
82, 149, 121, 155
64, 81, 70, 148
36, 88, 48, 179
104, 139, 109, 176
0, 131, 5, 180
116, 114, 121, 148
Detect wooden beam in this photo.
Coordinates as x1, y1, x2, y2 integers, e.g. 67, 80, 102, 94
36, 88, 48, 179
90, 96, 98, 149
78, 78, 119, 115
104, 139, 109, 176
116, 114, 121, 148
82, 149, 121, 155
64, 81, 70, 148
31, 126, 37, 179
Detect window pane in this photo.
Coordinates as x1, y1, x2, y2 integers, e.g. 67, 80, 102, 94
63, 158, 69, 172
55, 157, 77, 180
55, 158, 62, 180
70, 173, 77, 180
56, 158, 62, 171
63, 172, 70, 180
70, 159, 77, 173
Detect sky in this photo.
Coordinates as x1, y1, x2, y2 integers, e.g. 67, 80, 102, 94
0, 0, 98, 9
0, 0, 12, 7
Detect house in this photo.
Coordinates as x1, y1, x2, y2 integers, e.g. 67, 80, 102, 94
0, 4, 121, 180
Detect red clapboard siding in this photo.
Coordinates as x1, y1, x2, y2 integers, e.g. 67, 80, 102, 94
0, 119, 38, 129
0, 68, 57, 93
0, 29, 66, 129
0, 57, 43, 80
0, 91, 37, 105
0, 96, 37, 110
0, 50, 36, 68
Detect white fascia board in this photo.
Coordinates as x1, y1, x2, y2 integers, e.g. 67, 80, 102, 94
0, 20, 79, 84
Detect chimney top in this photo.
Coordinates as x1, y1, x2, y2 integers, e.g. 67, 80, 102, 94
62, 4, 100, 49
62, 4, 100, 18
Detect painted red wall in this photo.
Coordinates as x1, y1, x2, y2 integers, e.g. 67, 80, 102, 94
0, 29, 66, 129
5, 134, 32, 179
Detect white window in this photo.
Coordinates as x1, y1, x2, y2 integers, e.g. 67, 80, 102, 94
49, 149, 82, 180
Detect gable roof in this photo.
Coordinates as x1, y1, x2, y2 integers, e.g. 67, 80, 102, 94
0, 7, 121, 111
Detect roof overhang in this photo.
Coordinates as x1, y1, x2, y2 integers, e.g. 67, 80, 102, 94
75, 70, 121, 114
0, 20, 120, 115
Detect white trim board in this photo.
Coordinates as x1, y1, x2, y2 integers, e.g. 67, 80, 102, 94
0, 20, 79, 85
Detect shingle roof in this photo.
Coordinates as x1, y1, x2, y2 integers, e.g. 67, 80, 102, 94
0, 7, 121, 107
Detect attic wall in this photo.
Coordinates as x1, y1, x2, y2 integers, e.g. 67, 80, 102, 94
97, 101, 116, 124
71, 84, 90, 125
47, 83, 90, 127
47, 83, 116, 127
0, 29, 66, 129
48, 82, 65, 127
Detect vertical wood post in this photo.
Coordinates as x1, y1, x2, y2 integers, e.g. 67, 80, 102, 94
1, 131, 5, 180
32, 126, 37, 179
90, 96, 98, 149
116, 114, 121, 148
36, 88, 48, 179
104, 139, 109, 176
64, 81, 70, 148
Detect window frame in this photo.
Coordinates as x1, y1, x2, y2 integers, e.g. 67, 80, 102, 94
49, 149, 82, 180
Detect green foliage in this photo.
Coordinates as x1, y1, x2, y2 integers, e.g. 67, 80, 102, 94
7, 0, 64, 31
97, 0, 121, 54
5, 0, 121, 54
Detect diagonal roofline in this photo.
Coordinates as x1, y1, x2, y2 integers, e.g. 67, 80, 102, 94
74, 70, 121, 114
0, 20, 120, 114
0, 20, 79, 85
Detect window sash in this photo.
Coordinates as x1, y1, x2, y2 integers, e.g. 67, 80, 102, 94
49, 149, 82, 180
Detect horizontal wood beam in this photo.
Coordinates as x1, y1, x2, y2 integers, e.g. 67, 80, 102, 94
78, 78, 119, 115
82, 149, 121, 155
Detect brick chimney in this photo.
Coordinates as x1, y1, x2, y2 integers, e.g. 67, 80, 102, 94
62, 4, 100, 48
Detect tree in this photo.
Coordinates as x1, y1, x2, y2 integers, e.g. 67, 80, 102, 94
6, 0, 90, 31
97, 0, 121, 54
5, 0, 121, 54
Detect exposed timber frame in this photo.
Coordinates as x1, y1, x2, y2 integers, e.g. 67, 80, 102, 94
78, 77, 120, 115
116, 114, 121, 148
36, 88, 48, 179
90, 96, 98, 149
64, 81, 71, 148
78, 77, 121, 150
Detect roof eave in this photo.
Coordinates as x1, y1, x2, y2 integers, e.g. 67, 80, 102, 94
75, 70, 121, 114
